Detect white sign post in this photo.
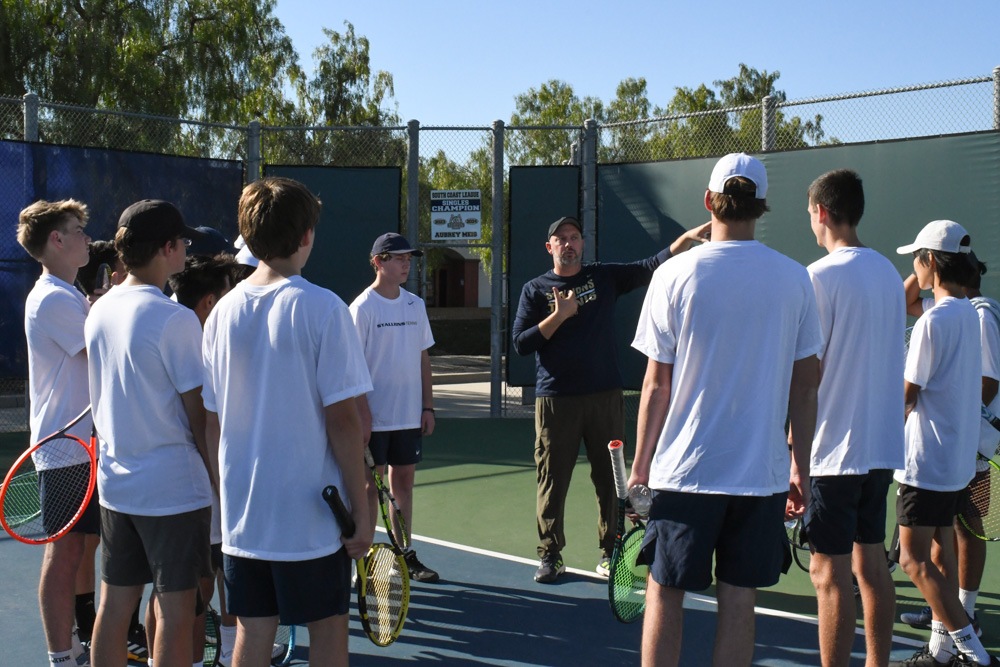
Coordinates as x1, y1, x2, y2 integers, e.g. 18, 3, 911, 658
430, 189, 481, 241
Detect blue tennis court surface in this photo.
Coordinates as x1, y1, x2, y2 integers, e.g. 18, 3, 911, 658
0, 529, 926, 665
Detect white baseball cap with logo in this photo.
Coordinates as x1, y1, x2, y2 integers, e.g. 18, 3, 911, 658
708, 153, 768, 199
896, 220, 971, 255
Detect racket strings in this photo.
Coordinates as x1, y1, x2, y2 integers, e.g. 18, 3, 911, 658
363, 546, 407, 644
610, 528, 648, 623
3, 438, 92, 540
960, 464, 1000, 540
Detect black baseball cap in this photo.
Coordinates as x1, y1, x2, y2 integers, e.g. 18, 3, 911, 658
547, 216, 582, 239
371, 232, 423, 257
117, 200, 205, 245
188, 226, 236, 256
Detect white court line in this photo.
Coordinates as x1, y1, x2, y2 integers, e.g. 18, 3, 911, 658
399, 529, 925, 649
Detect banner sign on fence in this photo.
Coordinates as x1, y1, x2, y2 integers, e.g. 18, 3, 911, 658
431, 189, 481, 241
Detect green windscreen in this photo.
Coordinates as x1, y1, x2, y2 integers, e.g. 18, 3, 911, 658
263, 165, 402, 305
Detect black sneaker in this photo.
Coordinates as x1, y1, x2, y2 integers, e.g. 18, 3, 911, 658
889, 644, 951, 667
948, 653, 1000, 666
127, 623, 148, 663
534, 554, 565, 584
404, 549, 440, 583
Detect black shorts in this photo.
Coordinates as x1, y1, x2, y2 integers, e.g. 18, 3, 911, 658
369, 428, 423, 467
39, 463, 100, 535
896, 484, 963, 528
804, 469, 893, 555
637, 490, 787, 591
223, 549, 351, 625
211, 543, 223, 572
101, 506, 213, 592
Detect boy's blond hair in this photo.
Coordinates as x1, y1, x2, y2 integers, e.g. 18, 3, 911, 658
17, 199, 90, 260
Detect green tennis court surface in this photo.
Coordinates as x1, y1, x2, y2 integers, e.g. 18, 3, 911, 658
1, 418, 997, 664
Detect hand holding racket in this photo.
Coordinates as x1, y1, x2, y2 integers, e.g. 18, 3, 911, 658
323, 484, 409, 647
1, 406, 97, 544
608, 440, 649, 624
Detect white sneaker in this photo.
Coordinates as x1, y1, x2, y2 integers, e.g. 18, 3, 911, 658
217, 649, 232, 667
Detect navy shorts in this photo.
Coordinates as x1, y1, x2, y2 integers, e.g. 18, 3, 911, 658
369, 428, 423, 467
637, 490, 787, 591
804, 469, 893, 555
39, 463, 101, 535
223, 548, 351, 625
896, 483, 963, 528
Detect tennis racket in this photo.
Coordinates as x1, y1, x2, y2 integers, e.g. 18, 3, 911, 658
958, 454, 1000, 541
784, 517, 811, 573
203, 604, 220, 666
607, 440, 648, 624
271, 625, 295, 666
323, 484, 409, 647
0, 406, 97, 544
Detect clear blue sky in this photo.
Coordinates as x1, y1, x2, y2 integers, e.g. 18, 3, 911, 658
273, 0, 999, 126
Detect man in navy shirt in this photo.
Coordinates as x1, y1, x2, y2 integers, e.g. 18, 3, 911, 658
512, 216, 708, 582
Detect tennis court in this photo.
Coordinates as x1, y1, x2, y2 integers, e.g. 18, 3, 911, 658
1, 403, 997, 664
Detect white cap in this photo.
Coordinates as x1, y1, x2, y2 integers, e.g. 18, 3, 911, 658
708, 153, 767, 199
234, 235, 260, 267
896, 220, 971, 255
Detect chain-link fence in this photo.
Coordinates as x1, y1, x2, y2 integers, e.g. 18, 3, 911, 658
3, 70, 999, 428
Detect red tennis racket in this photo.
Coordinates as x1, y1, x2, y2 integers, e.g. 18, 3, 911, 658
0, 406, 97, 544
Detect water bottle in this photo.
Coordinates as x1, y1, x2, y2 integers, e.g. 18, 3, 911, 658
628, 484, 652, 517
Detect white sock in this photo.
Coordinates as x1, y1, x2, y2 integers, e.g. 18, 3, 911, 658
49, 650, 75, 666
951, 623, 990, 664
70, 628, 84, 659
959, 588, 978, 618
929, 620, 955, 662
220, 623, 236, 655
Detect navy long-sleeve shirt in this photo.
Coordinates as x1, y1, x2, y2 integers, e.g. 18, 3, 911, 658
511, 247, 671, 397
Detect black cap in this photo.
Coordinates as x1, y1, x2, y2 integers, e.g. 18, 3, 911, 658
117, 200, 205, 245
371, 232, 423, 257
547, 216, 582, 239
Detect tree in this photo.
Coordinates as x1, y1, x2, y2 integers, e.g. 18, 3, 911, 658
507, 79, 603, 166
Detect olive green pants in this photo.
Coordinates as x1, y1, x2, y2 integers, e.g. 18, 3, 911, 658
535, 388, 624, 560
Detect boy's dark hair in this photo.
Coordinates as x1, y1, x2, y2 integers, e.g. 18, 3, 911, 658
231, 262, 256, 284
369, 252, 392, 270
915, 235, 977, 286
807, 169, 865, 226
17, 199, 89, 260
78, 240, 118, 296
957, 250, 988, 290
115, 226, 168, 271
168, 254, 237, 310
239, 177, 322, 261
708, 177, 769, 222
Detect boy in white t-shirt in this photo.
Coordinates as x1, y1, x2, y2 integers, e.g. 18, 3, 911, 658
899, 252, 1000, 644
18, 199, 98, 667
202, 177, 373, 667
629, 154, 822, 666
85, 200, 214, 667
795, 170, 904, 667
350, 232, 438, 583
891, 221, 996, 667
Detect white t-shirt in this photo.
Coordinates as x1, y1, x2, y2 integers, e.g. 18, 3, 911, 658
973, 297, 1000, 458
807, 248, 906, 475
895, 296, 981, 491
349, 287, 434, 431
632, 241, 824, 495
24, 275, 92, 469
85, 284, 212, 516
202, 276, 373, 561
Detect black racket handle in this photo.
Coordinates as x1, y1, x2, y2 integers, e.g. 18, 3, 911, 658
322, 486, 356, 538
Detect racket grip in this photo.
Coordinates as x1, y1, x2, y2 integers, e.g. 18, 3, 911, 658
608, 440, 629, 501
322, 486, 356, 538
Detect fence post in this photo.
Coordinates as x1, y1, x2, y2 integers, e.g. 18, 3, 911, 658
490, 120, 505, 418
581, 119, 597, 263
246, 120, 261, 184
993, 66, 1000, 131
406, 119, 420, 295
762, 95, 776, 152
23, 93, 38, 141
